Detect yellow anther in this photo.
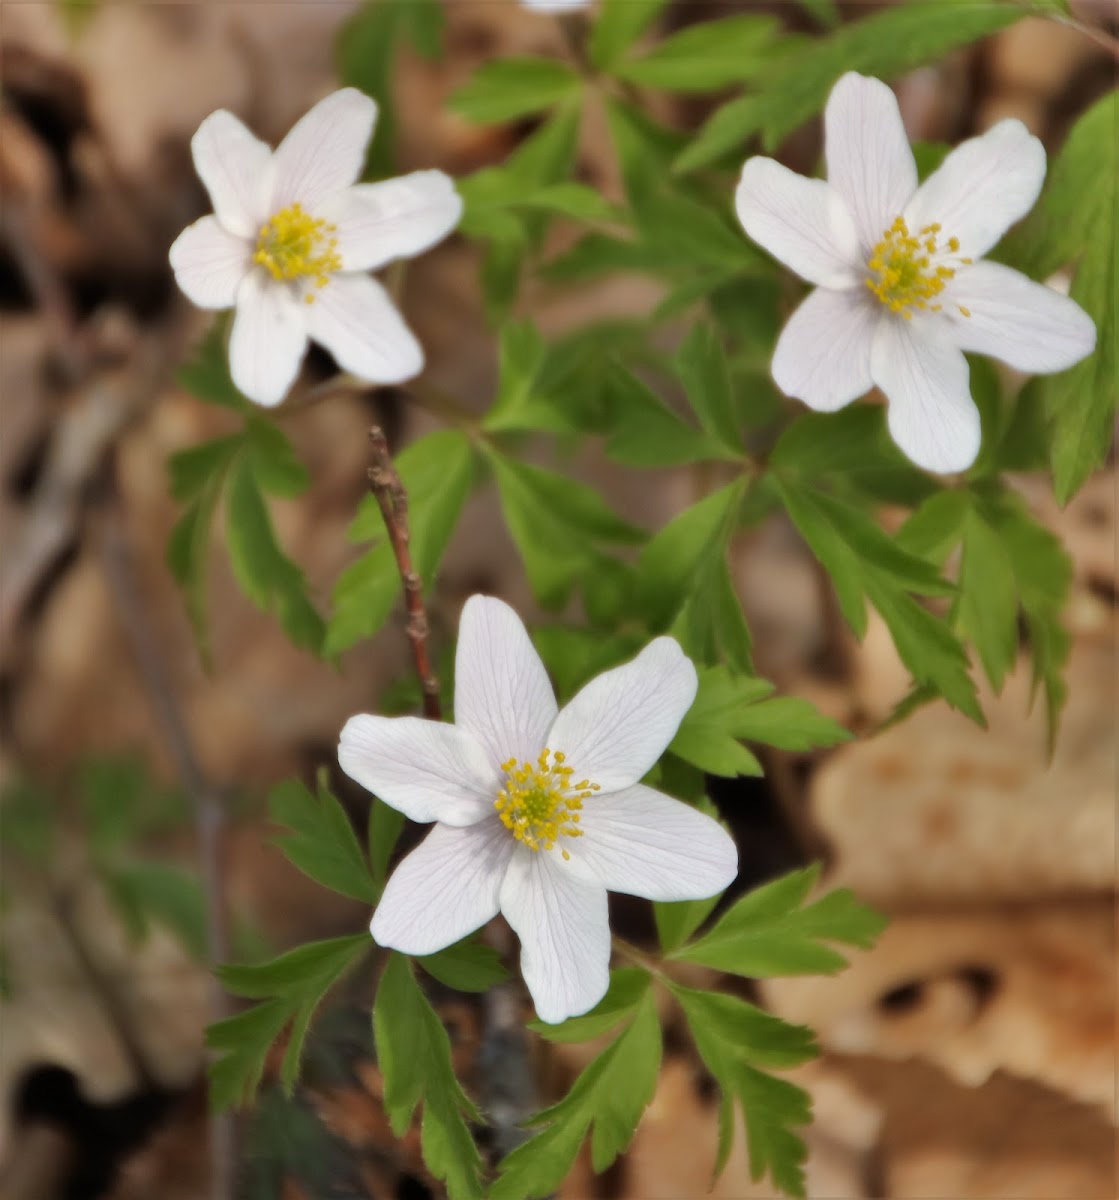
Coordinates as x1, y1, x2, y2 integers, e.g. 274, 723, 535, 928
864, 215, 971, 319
493, 748, 593, 855
253, 203, 341, 294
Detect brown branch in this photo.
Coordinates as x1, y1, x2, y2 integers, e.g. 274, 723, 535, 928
367, 426, 442, 721
96, 487, 236, 1200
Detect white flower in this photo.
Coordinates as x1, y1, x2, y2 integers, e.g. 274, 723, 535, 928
169, 89, 463, 407
338, 595, 737, 1024
522, 0, 591, 11
734, 72, 1096, 473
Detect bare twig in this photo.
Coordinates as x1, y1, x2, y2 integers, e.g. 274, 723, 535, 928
367, 426, 442, 721
96, 490, 236, 1200
50, 888, 160, 1092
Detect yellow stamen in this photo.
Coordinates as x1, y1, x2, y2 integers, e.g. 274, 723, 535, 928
864, 216, 971, 319
253, 202, 341, 303
494, 748, 596, 855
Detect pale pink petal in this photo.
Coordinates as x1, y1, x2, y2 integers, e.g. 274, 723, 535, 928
546, 639, 697, 794
500, 848, 610, 1024
370, 820, 514, 955
270, 89, 376, 213
319, 170, 463, 273
454, 596, 558, 772
735, 157, 861, 288
825, 72, 918, 253
872, 317, 980, 473
904, 120, 1045, 261
772, 286, 878, 411
191, 110, 273, 239
168, 216, 250, 310
942, 261, 1096, 373
228, 272, 307, 407
338, 714, 497, 827
304, 273, 423, 385
559, 784, 737, 902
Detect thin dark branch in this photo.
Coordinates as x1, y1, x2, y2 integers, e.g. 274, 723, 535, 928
50, 889, 159, 1091
96, 486, 235, 1200
367, 426, 442, 722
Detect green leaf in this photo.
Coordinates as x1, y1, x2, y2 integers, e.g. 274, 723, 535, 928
676, 0, 1025, 171
169, 435, 243, 503
653, 797, 728, 952
225, 456, 325, 655
637, 480, 745, 628
488, 450, 642, 609
269, 777, 377, 904
177, 321, 250, 411
368, 798, 405, 893
601, 364, 735, 466
0, 778, 54, 866
735, 1063, 813, 1198
219, 934, 370, 1001
616, 15, 778, 91
896, 489, 971, 564
208, 999, 292, 1112
325, 430, 474, 656
532, 626, 645, 701
336, 3, 406, 175
670, 543, 755, 676
589, 0, 671, 70
102, 862, 209, 961
374, 954, 483, 1200
958, 507, 1018, 692
675, 324, 743, 455
674, 864, 887, 978
418, 939, 510, 993
246, 418, 310, 498
672, 983, 818, 1070
492, 991, 662, 1198
451, 58, 581, 124
670, 666, 847, 776
167, 476, 223, 664
210, 933, 370, 1107
527, 968, 650, 1043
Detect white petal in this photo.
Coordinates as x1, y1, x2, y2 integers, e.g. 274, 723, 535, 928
371, 820, 513, 955
168, 216, 250, 310
942, 261, 1097, 374
338, 714, 498, 827
304, 273, 423, 385
772, 285, 878, 411
228, 272, 308, 407
560, 784, 738, 902
318, 171, 464, 273
191, 110, 273, 239
523, 0, 590, 10
454, 595, 558, 772
270, 89, 376, 213
500, 849, 610, 1024
546, 639, 697, 794
904, 120, 1045, 261
735, 157, 861, 288
871, 317, 980, 473
825, 72, 917, 253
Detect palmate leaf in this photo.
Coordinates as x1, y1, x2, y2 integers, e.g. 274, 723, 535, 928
589, 0, 671, 71
676, 0, 1028, 171
269, 776, 377, 905
486, 447, 642, 609
418, 938, 510, 993
450, 58, 581, 125
209, 933, 370, 1108
670, 664, 849, 779
615, 14, 779, 92
673, 864, 886, 978
491, 990, 662, 1199
776, 477, 981, 721
374, 954, 484, 1200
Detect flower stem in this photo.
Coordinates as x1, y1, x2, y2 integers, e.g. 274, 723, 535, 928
366, 427, 442, 721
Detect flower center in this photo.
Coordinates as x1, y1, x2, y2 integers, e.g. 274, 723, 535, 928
253, 203, 342, 301
865, 217, 972, 320
494, 749, 598, 859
